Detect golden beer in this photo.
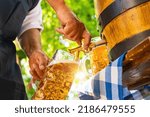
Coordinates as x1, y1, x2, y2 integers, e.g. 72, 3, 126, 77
90, 44, 109, 75
32, 61, 78, 100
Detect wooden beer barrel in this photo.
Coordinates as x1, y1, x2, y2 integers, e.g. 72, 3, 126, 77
95, 0, 150, 60
94, 0, 114, 18
123, 37, 150, 90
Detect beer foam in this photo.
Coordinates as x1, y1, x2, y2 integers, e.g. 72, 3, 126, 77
47, 60, 79, 67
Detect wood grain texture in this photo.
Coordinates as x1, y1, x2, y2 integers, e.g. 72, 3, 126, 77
94, 0, 114, 18
123, 37, 150, 90
102, 1, 150, 50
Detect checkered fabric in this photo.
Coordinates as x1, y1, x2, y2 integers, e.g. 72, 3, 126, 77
79, 54, 150, 100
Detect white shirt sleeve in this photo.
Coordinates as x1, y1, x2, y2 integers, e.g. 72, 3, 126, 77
18, 1, 43, 37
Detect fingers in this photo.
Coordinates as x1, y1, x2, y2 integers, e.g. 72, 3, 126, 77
28, 70, 40, 90
57, 20, 91, 50
82, 30, 91, 50
57, 25, 77, 41
29, 50, 49, 82
31, 56, 48, 80
72, 31, 82, 45
30, 68, 41, 80
57, 23, 84, 44
33, 64, 44, 78
36, 54, 49, 70
66, 29, 77, 39
76, 39, 82, 46
56, 28, 65, 34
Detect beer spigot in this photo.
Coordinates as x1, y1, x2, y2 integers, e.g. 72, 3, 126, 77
68, 39, 107, 61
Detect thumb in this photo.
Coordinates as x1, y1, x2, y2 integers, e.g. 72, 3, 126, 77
82, 30, 91, 50
76, 40, 82, 46
56, 27, 65, 35
37, 56, 48, 70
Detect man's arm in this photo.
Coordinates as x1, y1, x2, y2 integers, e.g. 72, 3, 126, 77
19, 29, 49, 81
18, 1, 49, 82
46, 0, 91, 50
19, 29, 41, 57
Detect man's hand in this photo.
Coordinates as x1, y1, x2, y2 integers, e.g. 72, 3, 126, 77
29, 50, 49, 81
19, 29, 49, 83
47, 0, 91, 50
56, 18, 91, 50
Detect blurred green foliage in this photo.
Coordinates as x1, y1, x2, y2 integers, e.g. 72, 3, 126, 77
17, 0, 99, 99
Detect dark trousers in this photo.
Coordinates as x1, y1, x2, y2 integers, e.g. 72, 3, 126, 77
0, 40, 27, 100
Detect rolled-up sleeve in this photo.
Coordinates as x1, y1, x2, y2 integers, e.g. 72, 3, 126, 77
18, 1, 43, 37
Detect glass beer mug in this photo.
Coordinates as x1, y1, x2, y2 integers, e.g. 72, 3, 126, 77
89, 43, 109, 75
32, 50, 79, 100
69, 37, 110, 76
